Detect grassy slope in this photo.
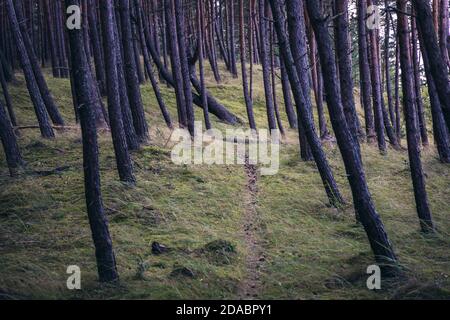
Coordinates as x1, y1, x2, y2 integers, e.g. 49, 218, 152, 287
0, 65, 449, 300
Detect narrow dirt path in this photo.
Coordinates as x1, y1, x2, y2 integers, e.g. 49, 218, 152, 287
237, 157, 265, 299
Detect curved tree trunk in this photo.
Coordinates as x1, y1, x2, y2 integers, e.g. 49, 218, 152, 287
397, 0, 434, 233
5, 0, 54, 138
66, 0, 119, 282
304, 0, 398, 272
270, 0, 345, 208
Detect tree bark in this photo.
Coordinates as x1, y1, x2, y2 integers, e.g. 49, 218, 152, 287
66, 0, 119, 282
119, 0, 149, 143
100, 0, 135, 184
305, 0, 399, 272
270, 0, 345, 208
357, 0, 376, 143
397, 0, 434, 233
413, 0, 450, 133
5, 0, 54, 139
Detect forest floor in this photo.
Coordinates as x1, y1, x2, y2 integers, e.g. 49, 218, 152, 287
1, 65, 450, 300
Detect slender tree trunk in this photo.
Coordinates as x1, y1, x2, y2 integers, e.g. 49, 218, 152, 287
134, 0, 172, 129
270, 0, 345, 208
304, 0, 399, 271
395, 35, 402, 140
100, 0, 135, 184
258, 0, 277, 131
87, 0, 107, 95
174, 0, 195, 136
5, 0, 54, 138
0, 99, 23, 176
66, 0, 119, 282
198, 0, 212, 130
228, 0, 238, 77
367, 2, 387, 153
413, 0, 450, 133
411, 16, 429, 146
13, 0, 64, 126
418, 22, 450, 163
119, 0, 149, 143
384, 2, 396, 135
239, 0, 256, 130
397, 0, 434, 233
334, 0, 363, 142
286, 0, 313, 161
280, 57, 297, 129
0, 59, 17, 127
357, 0, 376, 143
113, 9, 140, 152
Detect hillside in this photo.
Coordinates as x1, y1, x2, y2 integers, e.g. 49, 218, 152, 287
1, 66, 450, 300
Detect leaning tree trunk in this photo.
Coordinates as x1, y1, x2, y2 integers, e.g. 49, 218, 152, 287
418, 23, 450, 163
269, 0, 345, 208
198, 0, 212, 130
411, 16, 429, 147
100, 0, 135, 184
13, 0, 65, 126
5, 0, 54, 139
165, 0, 188, 128
286, 0, 313, 161
174, 0, 196, 136
334, 0, 362, 143
119, 0, 149, 143
0, 58, 17, 127
357, 0, 376, 143
397, 0, 435, 233
258, 0, 277, 131
304, 0, 398, 273
139, 1, 239, 125
0, 99, 23, 176
239, 0, 257, 130
367, 3, 387, 153
412, 0, 450, 133
66, 0, 119, 282
134, 0, 173, 129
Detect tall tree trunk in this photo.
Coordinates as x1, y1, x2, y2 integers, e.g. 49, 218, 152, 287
228, 0, 238, 77
384, 2, 396, 136
397, 0, 434, 233
113, 8, 140, 152
198, 0, 212, 130
174, 0, 195, 136
413, 0, 450, 133
418, 22, 450, 163
258, 0, 277, 131
304, 0, 399, 272
286, 0, 313, 161
119, 0, 149, 143
270, 0, 345, 208
66, 0, 119, 282
280, 57, 297, 129
411, 16, 429, 146
0, 99, 23, 176
334, 0, 363, 142
100, 0, 135, 184
357, 0, 376, 143
87, 0, 107, 95
239, 0, 257, 130
165, 0, 188, 128
134, 0, 173, 129
367, 2, 387, 153
5, 0, 54, 138
0, 58, 17, 126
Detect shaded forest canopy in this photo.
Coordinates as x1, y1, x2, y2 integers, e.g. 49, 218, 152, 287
0, 0, 449, 299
